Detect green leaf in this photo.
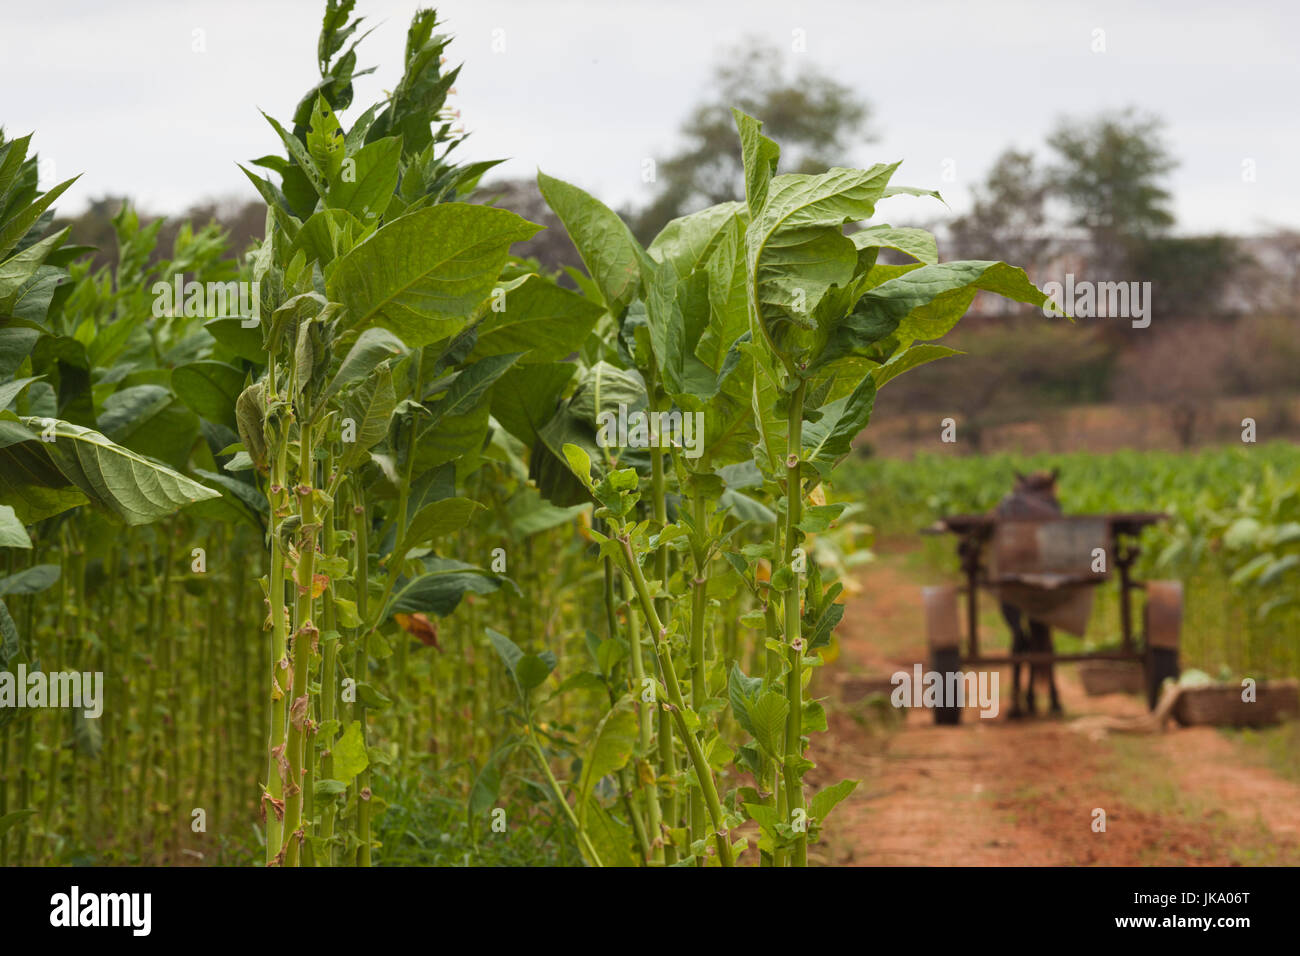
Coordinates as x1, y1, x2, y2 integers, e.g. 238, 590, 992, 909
171, 361, 245, 429
578, 696, 638, 810
323, 327, 407, 403
425, 352, 522, 426
332, 721, 369, 786
537, 171, 648, 315
485, 626, 524, 676
0, 376, 41, 411
395, 497, 482, 556
305, 94, 345, 182
749, 691, 789, 758
0, 327, 40, 380
581, 797, 638, 867
0, 417, 88, 523
0, 563, 59, 596
562, 443, 593, 489
728, 661, 764, 739
17, 417, 220, 526
204, 316, 265, 363
0, 504, 32, 548
467, 274, 603, 364
802, 374, 877, 475
733, 110, 780, 216
514, 653, 556, 692
293, 207, 365, 267
192, 469, 269, 526
0, 598, 19, 673
0, 175, 80, 260
0, 809, 37, 838
648, 201, 746, 277
857, 260, 1051, 347
490, 362, 576, 446
747, 163, 900, 353
340, 363, 395, 469
313, 778, 349, 797
325, 136, 401, 223
0, 228, 70, 309
326, 203, 540, 347
809, 778, 859, 823
851, 224, 938, 265
97, 385, 199, 471
386, 559, 506, 619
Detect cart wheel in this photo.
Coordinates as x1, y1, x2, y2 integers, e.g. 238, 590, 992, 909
1144, 581, 1182, 710
924, 586, 962, 725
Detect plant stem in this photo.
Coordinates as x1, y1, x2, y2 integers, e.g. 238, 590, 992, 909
619, 535, 734, 867
688, 492, 709, 864
783, 380, 807, 867
264, 398, 291, 864
351, 491, 373, 867
280, 418, 318, 866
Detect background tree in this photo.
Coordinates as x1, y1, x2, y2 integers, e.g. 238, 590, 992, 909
629, 38, 873, 241
1046, 107, 1177, 277
947, 148, 1054, 273
1127, 234, 1250, 319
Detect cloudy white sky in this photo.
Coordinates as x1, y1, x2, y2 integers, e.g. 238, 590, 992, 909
2, 0, 1296, 234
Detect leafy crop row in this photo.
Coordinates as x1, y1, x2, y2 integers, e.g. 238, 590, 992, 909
1, 1, 1054, 866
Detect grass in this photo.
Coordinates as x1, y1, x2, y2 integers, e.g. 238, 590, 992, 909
1221, 722, 1300, 785
372, 764, 582, 867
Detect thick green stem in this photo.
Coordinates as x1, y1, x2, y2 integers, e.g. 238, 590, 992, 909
264, 403, 291, 864
351, 493, 373, 866
620, 571, 663, 862
280, 420, 318, 866
688, 492, 709, 864
783, 380, 808, 867
645, 379, 680, 857
619, 536, 733, 867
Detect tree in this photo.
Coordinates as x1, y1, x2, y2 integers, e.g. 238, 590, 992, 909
947, 149, 1054, 275
1046, 107, 1177, 276
629, 39, 873, 241
1126, 234, 1250, 319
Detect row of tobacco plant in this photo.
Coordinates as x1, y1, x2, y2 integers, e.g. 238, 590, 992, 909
0, 1, 1053, 865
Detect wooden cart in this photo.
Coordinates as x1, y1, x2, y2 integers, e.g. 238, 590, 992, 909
922, 512, 1182, 724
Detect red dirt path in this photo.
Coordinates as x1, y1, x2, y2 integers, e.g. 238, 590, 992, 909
808, 552, 1300, 866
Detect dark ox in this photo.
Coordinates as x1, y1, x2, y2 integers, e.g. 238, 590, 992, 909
996, 469, 1063, 716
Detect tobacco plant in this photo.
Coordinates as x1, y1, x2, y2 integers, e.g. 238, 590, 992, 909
517, 110, 1053, 865
1, 0, 1060, 868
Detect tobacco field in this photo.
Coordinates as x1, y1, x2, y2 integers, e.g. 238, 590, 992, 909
0, 2, 1069, 867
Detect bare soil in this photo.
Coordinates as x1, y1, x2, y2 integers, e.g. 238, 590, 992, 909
808, 548, 1300, 866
